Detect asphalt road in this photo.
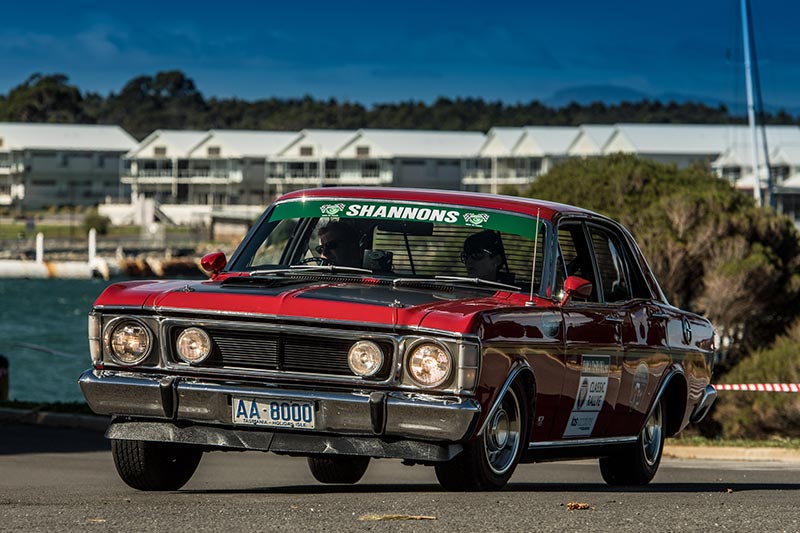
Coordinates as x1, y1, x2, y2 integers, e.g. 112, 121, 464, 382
1, 424, 799, 532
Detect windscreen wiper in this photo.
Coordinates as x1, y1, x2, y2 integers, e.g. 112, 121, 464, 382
392, 276, 520, 292
434, 276, 520, 291
248, 265, 373, 277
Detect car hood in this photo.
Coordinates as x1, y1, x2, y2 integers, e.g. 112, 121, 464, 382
94, 278, 545, 334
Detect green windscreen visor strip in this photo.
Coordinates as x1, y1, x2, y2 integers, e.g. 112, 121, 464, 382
271, 199, 542, 239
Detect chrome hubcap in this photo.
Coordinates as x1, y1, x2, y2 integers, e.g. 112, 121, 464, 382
484, 388, 522, 475
642, 401, 663, 466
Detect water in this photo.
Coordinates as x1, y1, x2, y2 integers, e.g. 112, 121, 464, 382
0, 278, 118, 403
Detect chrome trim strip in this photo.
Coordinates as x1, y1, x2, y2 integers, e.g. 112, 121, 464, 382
477, 362, 532, 436
528, 436, 638, 449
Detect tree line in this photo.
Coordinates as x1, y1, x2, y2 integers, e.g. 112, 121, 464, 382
0, 71, 798, 140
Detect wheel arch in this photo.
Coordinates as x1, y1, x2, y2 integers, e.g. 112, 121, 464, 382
478, 363, 537, 442
653, 368, 688, 437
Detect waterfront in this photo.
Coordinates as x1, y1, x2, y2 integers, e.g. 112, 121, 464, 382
0, 278, 127, 402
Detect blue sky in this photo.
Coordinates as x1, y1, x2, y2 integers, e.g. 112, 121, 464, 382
1, 0, 797, 112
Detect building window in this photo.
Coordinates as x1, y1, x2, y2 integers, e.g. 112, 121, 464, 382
154, 146, 167, 157
59, 154, 68, 168
356, 146, 370, 158
299, 146, 314, 157
207, 146, 221, 157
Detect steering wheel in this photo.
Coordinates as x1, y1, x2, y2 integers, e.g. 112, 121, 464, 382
296, 256, 331, 266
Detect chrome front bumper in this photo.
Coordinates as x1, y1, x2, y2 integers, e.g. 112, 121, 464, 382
79, 369, 480, 458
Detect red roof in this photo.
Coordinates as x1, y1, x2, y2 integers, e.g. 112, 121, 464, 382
277, 187, 595, 221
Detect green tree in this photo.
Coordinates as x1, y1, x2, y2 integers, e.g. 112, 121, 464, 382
523, 154, 800, 371
0, 73, 87, 123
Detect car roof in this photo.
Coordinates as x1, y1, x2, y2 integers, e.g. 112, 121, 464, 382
277, 187, 599, 222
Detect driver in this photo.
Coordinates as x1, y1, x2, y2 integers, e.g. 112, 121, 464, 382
461, 230, 505, 281
316, 221, 362, 268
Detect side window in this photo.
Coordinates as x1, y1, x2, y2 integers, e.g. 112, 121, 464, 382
557, 223, 598, 302
588, 226, 631, 303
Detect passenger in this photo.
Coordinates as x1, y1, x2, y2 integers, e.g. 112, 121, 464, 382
316, 221, 362, 268
461, 230, 506, 281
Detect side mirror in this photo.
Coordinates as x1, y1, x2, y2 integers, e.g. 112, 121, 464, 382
200, 252, 227, 277
560, 275, 592, 306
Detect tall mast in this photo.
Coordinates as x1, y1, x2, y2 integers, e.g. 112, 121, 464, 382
740, 0, 772, 207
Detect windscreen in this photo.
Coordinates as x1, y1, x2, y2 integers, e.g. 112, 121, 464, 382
231, 199, 547, 292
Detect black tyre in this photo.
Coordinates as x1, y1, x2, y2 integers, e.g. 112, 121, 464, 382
307, 455, 370, 484
435, 380, 529, 491
599, 396, 666, 486
111, 439, 203, 491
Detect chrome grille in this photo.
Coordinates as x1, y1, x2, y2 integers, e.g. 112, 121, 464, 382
170, 326, 392, 377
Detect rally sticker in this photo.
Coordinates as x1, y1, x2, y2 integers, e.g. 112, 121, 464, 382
563, 355, 610, 438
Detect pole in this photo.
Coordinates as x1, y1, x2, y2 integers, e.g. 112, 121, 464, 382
741, 0, 762, 206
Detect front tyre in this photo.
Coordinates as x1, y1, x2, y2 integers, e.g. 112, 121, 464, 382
111, 439, 203, 491
307, 455, 370, 484
435, 380, 529, 491
599, 396, 666, 485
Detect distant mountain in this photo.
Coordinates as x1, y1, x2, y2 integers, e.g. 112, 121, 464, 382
545, 85, 651, 107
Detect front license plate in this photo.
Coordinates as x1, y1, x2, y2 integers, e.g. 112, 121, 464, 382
232, 397, 315, 429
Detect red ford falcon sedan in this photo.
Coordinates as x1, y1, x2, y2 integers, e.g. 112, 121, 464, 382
79, 188, 716, 491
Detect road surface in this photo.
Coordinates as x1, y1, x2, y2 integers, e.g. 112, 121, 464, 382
1, 423, 798, 531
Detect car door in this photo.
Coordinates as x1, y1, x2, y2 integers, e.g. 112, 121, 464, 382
582, 222, 669, 438
551, 220, 623, 440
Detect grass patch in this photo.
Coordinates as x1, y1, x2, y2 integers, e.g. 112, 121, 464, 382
672, 435, 800, 449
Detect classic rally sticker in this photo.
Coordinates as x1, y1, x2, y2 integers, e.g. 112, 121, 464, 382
563, 355, 610, 438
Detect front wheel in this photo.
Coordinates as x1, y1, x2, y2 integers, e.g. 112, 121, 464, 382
111, 439, 203, 491
435, 380, 529, 491
599, 396, 666, 485
307, 455, 370, 484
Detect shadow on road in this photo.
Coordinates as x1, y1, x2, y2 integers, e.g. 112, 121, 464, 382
183, 481, 800, 495
0, 424, 109, 455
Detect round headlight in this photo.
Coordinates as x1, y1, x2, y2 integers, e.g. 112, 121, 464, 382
176, 327, 212, 364
348, 340, 384, 377
108, 319, 152, 365
407, 342, 452, 387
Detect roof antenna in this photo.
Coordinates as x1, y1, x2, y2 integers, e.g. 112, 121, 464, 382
525, 208, 541, 307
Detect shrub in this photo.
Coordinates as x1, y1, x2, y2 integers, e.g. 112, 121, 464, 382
712, 321, 800, 438
83, 209, 111, 235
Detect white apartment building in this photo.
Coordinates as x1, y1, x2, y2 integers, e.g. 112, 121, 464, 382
0, 123, 136, 209
265, 129, 485, 197
463, 126, 580, 193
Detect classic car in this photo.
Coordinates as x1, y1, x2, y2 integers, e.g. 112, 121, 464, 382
79, 187, 717, 491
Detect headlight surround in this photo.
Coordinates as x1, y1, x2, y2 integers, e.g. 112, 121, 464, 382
106, 318, 152, 366
176, 327, 213, 364
407, 342, 452, 388
348, 340, 384, 377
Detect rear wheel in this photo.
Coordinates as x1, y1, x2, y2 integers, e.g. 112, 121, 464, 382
111, 439, 203, 491
599, 396, 665, 485
307, 455, 370, 484
435, 380, 528, 491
